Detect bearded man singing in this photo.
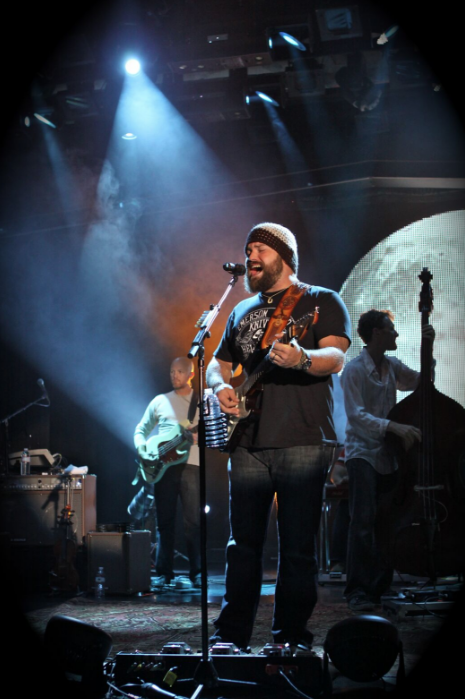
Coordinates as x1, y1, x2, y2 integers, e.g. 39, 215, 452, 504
206, 222, 351, 652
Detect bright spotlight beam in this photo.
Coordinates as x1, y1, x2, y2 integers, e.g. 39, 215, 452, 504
256, 91, 280, 107
125, 59, 141, 75
34, 113, 57, 128
279, 32, 306, 52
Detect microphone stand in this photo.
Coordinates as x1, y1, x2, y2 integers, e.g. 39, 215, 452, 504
0, 387, 50, 475
186, 272, 242, 693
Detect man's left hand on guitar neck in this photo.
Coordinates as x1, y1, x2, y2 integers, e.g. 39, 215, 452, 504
269, 333, 303, 369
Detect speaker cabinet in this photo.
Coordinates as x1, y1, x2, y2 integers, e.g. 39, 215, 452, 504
87, 531, 151, 594
0, 474, 96, 546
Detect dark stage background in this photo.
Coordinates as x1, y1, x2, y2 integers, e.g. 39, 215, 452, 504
1, 1, 464, 558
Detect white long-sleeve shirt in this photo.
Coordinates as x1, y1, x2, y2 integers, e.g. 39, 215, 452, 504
342, 348, 420, 474
134, 390, 199, 466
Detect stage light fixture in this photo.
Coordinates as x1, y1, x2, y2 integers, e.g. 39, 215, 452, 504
256, 91, 280, 107
34, 112, 57, 128
279, 32, 306, 52
377, 24, 399, 46
122, 132, 137, 140
267, 25, 309, 60
125, 58, 141, 75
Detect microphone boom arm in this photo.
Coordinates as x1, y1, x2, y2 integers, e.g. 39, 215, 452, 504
188, 274, 240, 359
1, 379, 51, 475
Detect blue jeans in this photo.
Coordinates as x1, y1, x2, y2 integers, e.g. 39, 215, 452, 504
345, 458, 397, 601
212, 445, 330, 648
154, 462, 201, 581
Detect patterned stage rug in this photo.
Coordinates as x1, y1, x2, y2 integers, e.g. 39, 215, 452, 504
23, 591, 446, 679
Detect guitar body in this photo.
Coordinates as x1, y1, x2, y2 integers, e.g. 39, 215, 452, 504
138, 423, 196, 484
230, 375, 264, 420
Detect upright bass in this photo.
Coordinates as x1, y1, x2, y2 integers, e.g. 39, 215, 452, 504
383, 268, 465, 580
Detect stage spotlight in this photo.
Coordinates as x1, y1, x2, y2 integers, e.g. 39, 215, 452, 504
279, 32, 307, 52
267, 24, 309, 60
324, 615, 405, 685
122, 132, 138, 140
34, 112, 57, 128
125, 58, 141, 75
377, 24, 399, 46
256, 91, 280, 107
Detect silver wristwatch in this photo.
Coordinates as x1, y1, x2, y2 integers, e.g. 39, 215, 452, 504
293, 348, 312, 372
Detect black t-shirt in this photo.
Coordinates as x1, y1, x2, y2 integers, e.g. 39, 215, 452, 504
214, 285, 351, 448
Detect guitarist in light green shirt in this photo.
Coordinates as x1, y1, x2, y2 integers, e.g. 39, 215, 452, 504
132, 357, 200, 591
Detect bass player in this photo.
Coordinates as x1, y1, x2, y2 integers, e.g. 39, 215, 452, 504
206, 222, 351, 652
133, 357, 200, 590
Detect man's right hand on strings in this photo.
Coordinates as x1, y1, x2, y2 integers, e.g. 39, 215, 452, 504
216, 386, 240, 416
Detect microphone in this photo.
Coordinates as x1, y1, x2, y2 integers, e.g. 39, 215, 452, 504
223, 263, 246, 276
37, 378, 50, 405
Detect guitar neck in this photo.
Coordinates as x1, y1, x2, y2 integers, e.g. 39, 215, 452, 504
156, 425, 197, 458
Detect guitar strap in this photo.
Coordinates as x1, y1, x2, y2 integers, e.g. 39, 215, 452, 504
260, 282, 310, 349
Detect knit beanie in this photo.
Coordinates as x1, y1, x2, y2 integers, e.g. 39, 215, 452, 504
245, 222, 298, 273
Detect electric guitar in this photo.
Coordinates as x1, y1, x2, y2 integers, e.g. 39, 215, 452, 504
221, 310, 319, 451
136, 422, 198, 484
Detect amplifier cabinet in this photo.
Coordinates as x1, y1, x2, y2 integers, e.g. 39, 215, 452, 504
0, 474, 96, 546
87, 531, 151, 594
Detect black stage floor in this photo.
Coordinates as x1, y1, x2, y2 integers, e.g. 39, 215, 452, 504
7, 563, 464, 699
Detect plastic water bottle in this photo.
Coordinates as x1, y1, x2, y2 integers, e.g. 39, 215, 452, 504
94, 566, 106, 599
20, 448, 31, 476
204, 389, 228, 449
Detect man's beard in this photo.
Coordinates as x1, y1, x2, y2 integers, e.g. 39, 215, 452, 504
244, 256, 284, 294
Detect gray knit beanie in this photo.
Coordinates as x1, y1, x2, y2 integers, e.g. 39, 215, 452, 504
245, 222, 298, 273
